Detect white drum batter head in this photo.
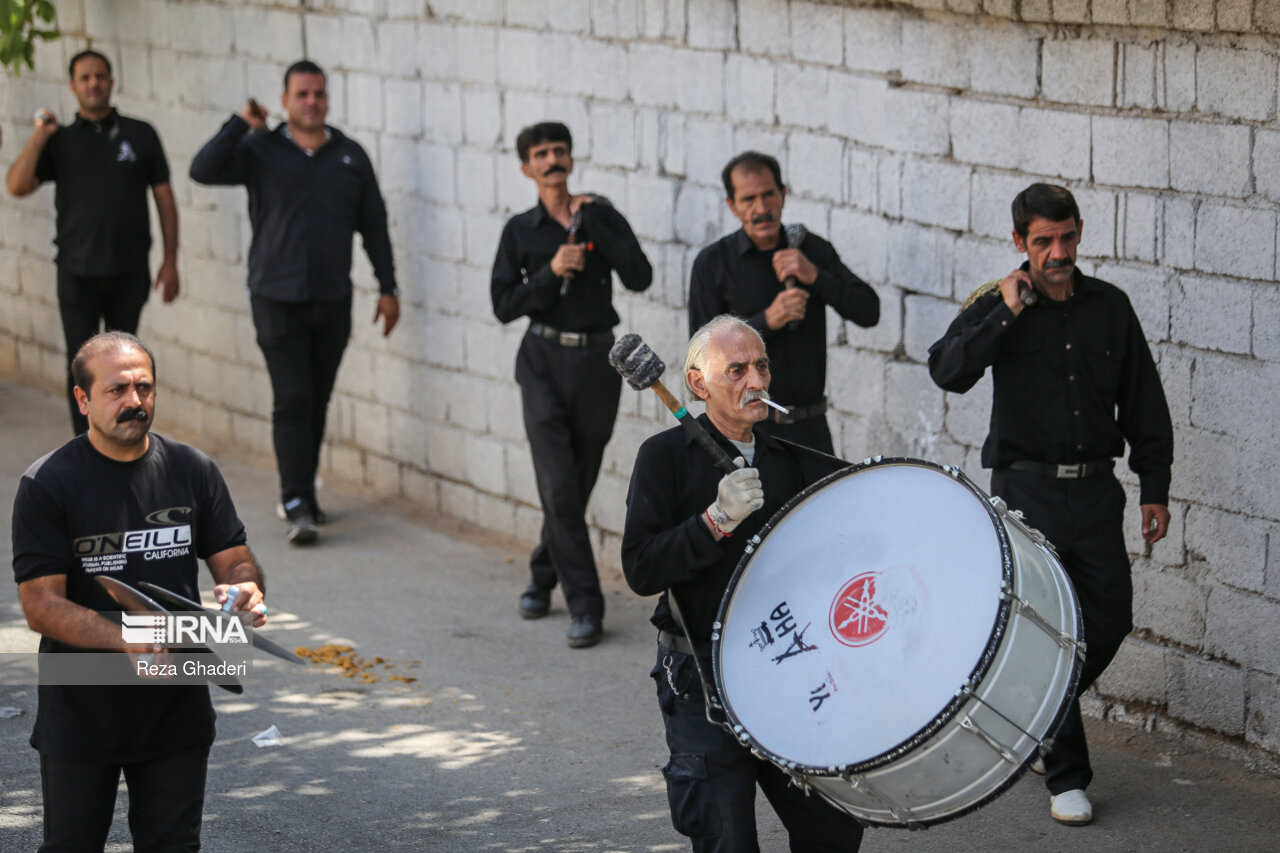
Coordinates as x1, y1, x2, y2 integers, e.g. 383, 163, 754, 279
713, 459, 1011, 773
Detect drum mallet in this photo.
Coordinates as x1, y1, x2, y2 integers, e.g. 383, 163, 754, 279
609, 333, 739, 476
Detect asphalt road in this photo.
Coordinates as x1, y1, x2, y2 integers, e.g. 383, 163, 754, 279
1, 377, 1278, 852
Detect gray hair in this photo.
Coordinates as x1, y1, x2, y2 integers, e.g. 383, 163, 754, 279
683, 315, 765, 397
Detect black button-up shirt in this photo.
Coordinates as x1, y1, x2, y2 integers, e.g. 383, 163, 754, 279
491, 197, 652, 331
189, 115, 397, 302
927, 267, 1173, 505
688, 227, 879, 407
622, 415, 845, 640
35, 109, 170, 276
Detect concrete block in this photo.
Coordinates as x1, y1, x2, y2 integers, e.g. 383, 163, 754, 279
1206, 584, 1280, 676
590, 104, 637, 170
1186, 505, 1268, 593
968, 23, 1039, 99
845, 147, 877, 212
1160, 196, 1195, 270
900, 19, 969, 89
164, 3, 234, 57
725, 54, 776, 126
843, 9, 900, 74
896, 220, 957, 297
1254, 282, 1280, 360
1095, 638, 1167, 705
1171, 0, 1214, 29
589, 0, 640, 39
425, 0, 503, 23
673, 182, 725, 248
950, 236, 1021, 303
686, 0, 735, 50
1132, 562, 1206, 647
901, 160, 970, 232
1120, 43, 1157, 110
950, 101, 1020, 168
345, 73, 384, 133
456, 148, 496, 213
883, 90, 951, 156
1190, 353, 1280, 451
788, 133, 845, 204
827, 72, 888, 150
454, 25, 498, 85
377, 20, 422, 80
1246, 671, 1280, 753
625, 173, 677, 243
738, 0, 790, 58
1194, 204, 1275, 281
1020, 0, 1053, 22
1172, 274, 1252, 355
638, 0, 686, 41
1158, 42, 1197, 113
942, 373, 993, 449
1118, 192, 1159, 264
384, 79, 422, 137
1216, 0, 1252, 30
1051, 0, 1089, 23
1167, 654, 1245, 736
1197, 47, 1275, 121
1095, 261, 1170, 341
1042, 37, 1114, 107
176, 57, 247, 113
883, 361, 946, 451
495, 28, 539, 90
464, 213, 505, 270
1170, 122, 1251, 198
1093, 115, 1169, 190
1129, 0, 1167, 24
684, 118, 733, 194
1255, 130, 1280, 204
969, 171, 1030, 239
629, 44, 723, 115
902, 294, 959, 364
776, 63, 831, 132
789, 0, 842, 66
234, 8, 304, 62
827, 346, 886, 418
1017, 108, 1091, 180
830, 208, 889, 288
416, 144, 456, 205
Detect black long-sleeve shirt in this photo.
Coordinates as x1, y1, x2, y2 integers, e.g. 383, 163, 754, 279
491, 197, 652, 330
927, 267, 1173, 505
189, 115, 396, 302
622, 415, 845, 640
688, 227, 879, 407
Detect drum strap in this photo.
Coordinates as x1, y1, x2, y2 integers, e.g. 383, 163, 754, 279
665, 590, 731, 731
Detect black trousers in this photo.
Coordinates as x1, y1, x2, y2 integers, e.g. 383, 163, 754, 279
515, 333, 621, 620
989, 467, 1132, 795
251, 296, 351, 504
57, 267, 151, 435
39, 743, 209, 852
754, 415, 835, 456
652, 646, 865, 853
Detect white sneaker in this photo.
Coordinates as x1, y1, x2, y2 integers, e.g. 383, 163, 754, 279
1050, 789, 1093, 826
1029, 755, 1046, 775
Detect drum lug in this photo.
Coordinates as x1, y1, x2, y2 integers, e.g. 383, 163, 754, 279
840, 771, 923, 829
959, 714, 1019, 766
990, 497, 1059, 557
1001, 587, 1082, 654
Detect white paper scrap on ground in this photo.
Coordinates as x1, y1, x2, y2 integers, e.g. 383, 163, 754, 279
252, 724, 284, 747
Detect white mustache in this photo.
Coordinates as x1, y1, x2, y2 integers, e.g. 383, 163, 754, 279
738, 389, 772, 410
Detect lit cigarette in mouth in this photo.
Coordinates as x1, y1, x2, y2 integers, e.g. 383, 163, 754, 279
761, 398, 790, 414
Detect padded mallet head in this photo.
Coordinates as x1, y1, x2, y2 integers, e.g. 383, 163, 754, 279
609, 333, 666, 391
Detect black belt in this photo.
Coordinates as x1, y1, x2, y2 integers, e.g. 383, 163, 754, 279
1003, 459, 1114, 479
658, 630, 712, 657
768, 397, 828, 424
528, 322, 613, 348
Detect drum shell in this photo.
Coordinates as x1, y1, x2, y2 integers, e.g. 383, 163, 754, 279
712, 458, 1083, 828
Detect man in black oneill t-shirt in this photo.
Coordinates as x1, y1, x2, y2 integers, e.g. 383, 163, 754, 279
11, 332, 269, 851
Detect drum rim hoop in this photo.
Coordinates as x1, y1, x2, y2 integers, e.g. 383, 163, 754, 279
711, 456, 1017, 777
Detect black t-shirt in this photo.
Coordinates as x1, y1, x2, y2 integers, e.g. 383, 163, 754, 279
34, 109, 170, 277
11, 433, 246, 763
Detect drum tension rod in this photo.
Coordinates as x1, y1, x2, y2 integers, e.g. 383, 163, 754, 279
839, 770, 923, 830
1000, 582, 1086, 658
957, 681, 1049, 765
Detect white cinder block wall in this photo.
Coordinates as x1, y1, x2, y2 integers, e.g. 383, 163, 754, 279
1, 0, 1278, 756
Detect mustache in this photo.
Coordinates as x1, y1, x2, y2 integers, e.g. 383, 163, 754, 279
738, 388, 772, 410
1045, 259, 1074, 270
750, 213, 776, 226
543, 165, 568, 176
117, 408, 149, 424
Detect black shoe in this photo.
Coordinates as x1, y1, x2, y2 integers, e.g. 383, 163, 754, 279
518, 584, 551, 619
310, 497, 328, 526
567, 614, 602, 648
283, 497, 318, 545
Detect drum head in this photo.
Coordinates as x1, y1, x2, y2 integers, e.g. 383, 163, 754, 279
714, 459, 1008, 773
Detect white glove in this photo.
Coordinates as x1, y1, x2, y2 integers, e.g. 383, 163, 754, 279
707, 457, 764, 534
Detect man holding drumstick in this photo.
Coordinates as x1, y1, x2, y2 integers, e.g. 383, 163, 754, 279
622, 316, 861, 852
928, 183, 1173, 826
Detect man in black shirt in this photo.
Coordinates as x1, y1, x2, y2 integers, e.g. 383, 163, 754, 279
11, 331, 268, 851
492, 122, 652, 648
6, 49, 180, 436
190, 60, 400, 545
689, 151, 879, 455
928, 183, 1173, 827
622, 316, 862, 852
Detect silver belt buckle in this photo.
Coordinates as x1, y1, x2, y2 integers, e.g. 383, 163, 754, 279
558, 331, 584, 346
1056, 463, 1083, 478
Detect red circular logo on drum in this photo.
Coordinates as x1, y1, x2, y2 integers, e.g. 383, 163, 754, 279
830, 572, 890, 647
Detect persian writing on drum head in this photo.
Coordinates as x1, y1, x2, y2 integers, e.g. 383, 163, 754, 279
747, 601, 818, 664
